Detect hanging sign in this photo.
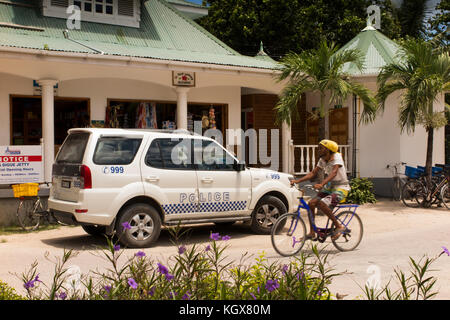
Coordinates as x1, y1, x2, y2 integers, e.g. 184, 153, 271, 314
172, 71, 196, 87
0, 146, 44, 184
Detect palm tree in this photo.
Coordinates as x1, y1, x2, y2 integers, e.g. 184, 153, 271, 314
377, 37, 450, 186
275, 39, 377, 140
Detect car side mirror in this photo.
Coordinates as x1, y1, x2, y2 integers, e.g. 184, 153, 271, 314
233, 161, 246, 171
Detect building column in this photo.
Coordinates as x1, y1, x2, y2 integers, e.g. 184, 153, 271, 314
175, 87, 189, 130
38, 79, 58, 183
282, 121, 292, 173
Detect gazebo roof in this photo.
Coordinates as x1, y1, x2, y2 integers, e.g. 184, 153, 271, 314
338, 20, 402, 76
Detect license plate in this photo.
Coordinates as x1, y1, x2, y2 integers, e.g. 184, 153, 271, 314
61, 180, 71, 188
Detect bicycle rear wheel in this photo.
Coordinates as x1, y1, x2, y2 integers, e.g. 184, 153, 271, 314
16, 198, 41, 231
331, 211, 363, 252
401, 180, 425, 208
271, 213, 307, 257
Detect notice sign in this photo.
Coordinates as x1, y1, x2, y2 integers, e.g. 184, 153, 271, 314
172, 71, 196, 87
0, 146, 43, 184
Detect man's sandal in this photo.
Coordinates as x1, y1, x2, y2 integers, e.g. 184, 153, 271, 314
331, 228, 346, 241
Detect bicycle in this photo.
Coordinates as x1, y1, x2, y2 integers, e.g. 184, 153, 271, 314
271, 184, 363, 257
417, 164, 450, 209
12, 182, 57, 231
387, 162, 407, 201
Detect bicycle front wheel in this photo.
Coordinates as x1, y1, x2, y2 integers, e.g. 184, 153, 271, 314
16, 198, 41, 231
440, 184, 450, 210
331, 211, 363, 252
271, 213, 307, 257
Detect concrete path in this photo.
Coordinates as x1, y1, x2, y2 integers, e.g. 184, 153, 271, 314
0, 200, 449, 299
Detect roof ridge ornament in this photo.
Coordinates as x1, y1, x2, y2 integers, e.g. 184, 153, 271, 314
365, 4, 380, 31
257, 41, 268, 56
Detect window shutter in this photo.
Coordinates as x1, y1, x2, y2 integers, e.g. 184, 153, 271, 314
118, 0, 134, 17
50, 0, 69, 7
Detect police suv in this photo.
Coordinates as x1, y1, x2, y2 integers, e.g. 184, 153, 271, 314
48, 128, 299, 248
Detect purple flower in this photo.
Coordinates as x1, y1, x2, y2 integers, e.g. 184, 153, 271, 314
178, 245, 186, 255
168, 291, 177, 299
210, 232, 221, 241
157, 263, 169, 275
135, 251, 146, 258
113, 245, 120, 251
250, 292, 257, 300
265, 279, 280, 293
165, 273, 174, 281
104, 285, 112, 293
221, 235, 231, 241
58, 291, 67, 300
122, 222, 131, 230
148, 286, 155, 297
205, 245, 211, 252
441, 246, 450, 256
127, 278, 138, 290
182, 292, 191, 300
296, 271, 304, 280
23, 274, 42, 290
282, 264, 288, 275
317, 290, 322, 297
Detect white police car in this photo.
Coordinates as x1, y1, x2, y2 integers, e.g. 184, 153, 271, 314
49, 128, 299, 248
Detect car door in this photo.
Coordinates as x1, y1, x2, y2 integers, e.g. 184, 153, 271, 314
142, 137, 198, 220
194, 138, 251, 218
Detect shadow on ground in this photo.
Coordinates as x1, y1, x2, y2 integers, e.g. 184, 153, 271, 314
40, 222, 256, 251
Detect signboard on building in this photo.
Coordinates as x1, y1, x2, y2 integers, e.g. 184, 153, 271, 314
0, 146, 44, 184
172, 71, 196, 87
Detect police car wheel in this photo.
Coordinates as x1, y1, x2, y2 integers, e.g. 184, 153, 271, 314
116, 204, 162, 248
251, 196, 286, 234
81, 225, 106, 237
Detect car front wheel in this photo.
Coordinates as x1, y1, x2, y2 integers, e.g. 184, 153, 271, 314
250, 195, 287, 234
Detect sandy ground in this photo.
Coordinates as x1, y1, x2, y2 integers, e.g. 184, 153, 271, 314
0, 199, 449, 300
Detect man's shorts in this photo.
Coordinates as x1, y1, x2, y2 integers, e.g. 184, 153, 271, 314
313, 188, 349, 208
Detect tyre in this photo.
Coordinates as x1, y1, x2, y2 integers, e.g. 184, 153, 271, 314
116, 204, 162, 248
82, 225, 107, 236
16, 198, 41, 231
401, 180, 425, 208
250, 195, 287, 234
330, 211, 363, 252
271, 213, 307, 257
440, 184, 450, 210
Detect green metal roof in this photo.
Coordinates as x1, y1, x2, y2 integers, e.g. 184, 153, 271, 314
0, 0, 277, 70
254, 41, 278, 64
337, 23, 402, 76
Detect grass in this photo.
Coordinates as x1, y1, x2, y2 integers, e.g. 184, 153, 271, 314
0, 224, 64, 236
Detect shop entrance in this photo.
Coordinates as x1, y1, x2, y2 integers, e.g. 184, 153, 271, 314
106, 99, 228, 137
10, 96, 90, 151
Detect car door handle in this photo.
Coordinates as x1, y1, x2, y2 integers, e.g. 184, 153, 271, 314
201, 177, 214, 183
145, 175, 160, 182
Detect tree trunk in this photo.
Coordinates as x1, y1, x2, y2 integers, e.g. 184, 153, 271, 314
318, 116, 326, 141
425, 126, 434, 189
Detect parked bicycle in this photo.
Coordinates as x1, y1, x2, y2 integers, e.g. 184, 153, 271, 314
271, 184, 363, 257
12, 183, 59, 231
401, 164, 450, 209
387, 162, 407, 201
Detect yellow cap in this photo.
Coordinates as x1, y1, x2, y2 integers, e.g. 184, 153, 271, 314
319, 139, 339, 153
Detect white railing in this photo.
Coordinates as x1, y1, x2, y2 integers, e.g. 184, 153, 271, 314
289, 142, 351, 175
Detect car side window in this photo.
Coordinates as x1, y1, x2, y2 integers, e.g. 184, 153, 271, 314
195, 140, 235, 171
145, 138, 194, 170
93, 137, 142, 165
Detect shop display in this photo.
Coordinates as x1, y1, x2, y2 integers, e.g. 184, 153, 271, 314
209, 105, 216, 129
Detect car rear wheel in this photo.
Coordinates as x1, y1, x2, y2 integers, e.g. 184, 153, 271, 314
116, 204, 162, 248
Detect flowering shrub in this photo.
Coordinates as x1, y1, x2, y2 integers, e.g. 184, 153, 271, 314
9, 230, 338, 300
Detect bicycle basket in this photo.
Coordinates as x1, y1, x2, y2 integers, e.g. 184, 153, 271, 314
417, 166, 444, 176
12, 183, 39, 198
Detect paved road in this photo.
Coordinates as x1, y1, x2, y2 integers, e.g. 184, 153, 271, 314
1, 200, 449, 300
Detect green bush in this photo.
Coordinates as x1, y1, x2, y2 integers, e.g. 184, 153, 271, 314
0, 280, 24, 300
347, 177, 377, 205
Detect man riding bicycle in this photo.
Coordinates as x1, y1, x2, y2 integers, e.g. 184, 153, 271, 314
290, 139, 350, 241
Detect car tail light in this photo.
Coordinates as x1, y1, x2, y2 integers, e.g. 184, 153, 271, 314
80, 165, 92, 189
